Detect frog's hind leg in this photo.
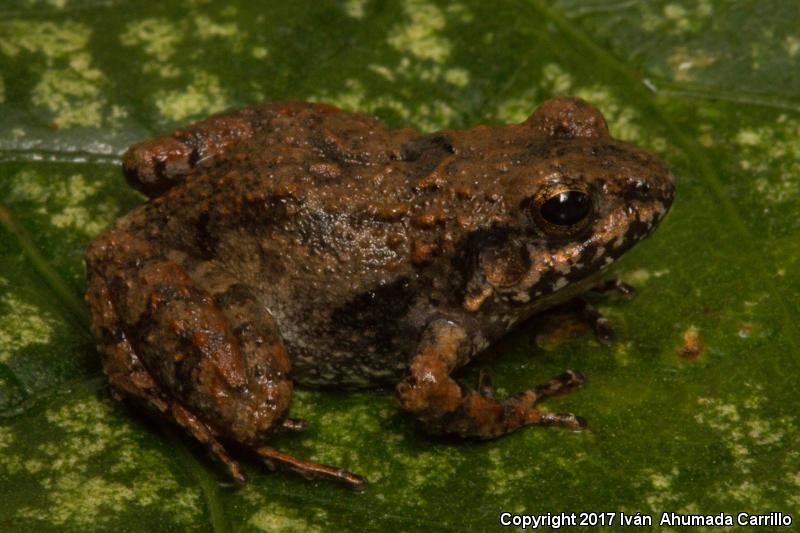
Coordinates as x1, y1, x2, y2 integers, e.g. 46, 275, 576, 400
396, 320, 586, 439
85, 230, 293, 479
206, 276, 368, 489
87, 230, 367, 486
172, 402, 247, 483
254, 447, 368, 491
85, 269, 247, 483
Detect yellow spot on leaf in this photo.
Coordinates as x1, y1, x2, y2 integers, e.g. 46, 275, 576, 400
0, 20, 88, 58
784, 36, 800, 57
155, 71, 230, 122
444, 67, 469, 87
8, 397, 202, 528
542, 63, 574, 94
341, 0, 367, 19
736, 129, 761, 146
388, 0, 451, 63
0, 21, 107, 127
663, 4, 687, 20
495, 88, 539, 123
31, 55, 105, 127
192, 14, 238, 39
9, 171, 118, 235
120, 18, 182, 63
736, 116, 800, 204
248, 503, 326, 532
0, 289, 55, 364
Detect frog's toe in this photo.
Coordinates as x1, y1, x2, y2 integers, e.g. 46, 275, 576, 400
526, 369, 586, 405
254, 446, 368, 491
477, 368, 494, 398
594, 318, 616, 344
280, 417, 309, 433
591, 277, 637, 299
528, 410, 587, 430
578, 277, 638, 343
171, 402, 247, 484
398, 321, 590, 439
514, 370, 587, 431
578, 299, 616, 344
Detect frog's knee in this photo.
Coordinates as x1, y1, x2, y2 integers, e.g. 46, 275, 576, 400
122, 137, 196, 197
85, 229, 154, 275
84, 230, 118, 269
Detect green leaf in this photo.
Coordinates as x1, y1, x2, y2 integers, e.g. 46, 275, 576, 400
2, 0, 799, 530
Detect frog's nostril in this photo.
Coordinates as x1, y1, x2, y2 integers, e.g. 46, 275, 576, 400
625, 179, 654, 202
660, 175, 676, 205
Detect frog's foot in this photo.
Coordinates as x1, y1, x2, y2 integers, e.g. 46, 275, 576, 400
476, 368, 585, 411
573, 277, 636, 344
590, 277, 636, 299
280, 418, 309, 433
577, 298, 616, 344
172, 402, 247, 484
396, 320, 587, 439
255, 446, 368, 491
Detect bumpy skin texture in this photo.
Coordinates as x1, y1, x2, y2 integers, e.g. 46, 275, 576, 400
85, 98, 674, 487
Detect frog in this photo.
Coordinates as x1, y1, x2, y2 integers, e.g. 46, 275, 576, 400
85, 97, 674, 490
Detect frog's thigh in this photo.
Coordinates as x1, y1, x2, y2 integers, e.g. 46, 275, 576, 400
395, 320, 587, 438
85, 272, 169, 413
162, 264, 367, 489
86, 231, 291, 437
85, 261, 247, 482
199, 269, 289, 375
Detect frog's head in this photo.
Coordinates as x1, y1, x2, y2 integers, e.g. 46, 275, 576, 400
459, 97, 674, 314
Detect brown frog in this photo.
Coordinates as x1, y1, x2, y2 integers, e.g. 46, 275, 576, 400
85, 97, 674, 489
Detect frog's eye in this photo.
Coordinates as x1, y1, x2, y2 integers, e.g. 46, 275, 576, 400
528, 185, 594, 237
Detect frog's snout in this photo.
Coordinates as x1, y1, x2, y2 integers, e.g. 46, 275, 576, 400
623, 167, 675, 246
662, 170, 677, 205
650, 161, 676, 198
625, 158, 675, 223
650, 168, 676, 221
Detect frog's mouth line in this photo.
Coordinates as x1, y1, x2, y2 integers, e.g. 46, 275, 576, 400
507, 192, 673, 308
520, 270, 607, 316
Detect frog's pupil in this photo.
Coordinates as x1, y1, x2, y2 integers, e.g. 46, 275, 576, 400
540, 190, 591, 226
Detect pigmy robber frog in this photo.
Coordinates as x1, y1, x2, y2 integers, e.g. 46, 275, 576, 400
85, 97, 674, 489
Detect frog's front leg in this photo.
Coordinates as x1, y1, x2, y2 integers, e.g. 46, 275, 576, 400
396, 320, 586, 438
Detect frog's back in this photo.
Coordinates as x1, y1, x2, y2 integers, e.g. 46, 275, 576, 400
119, 103, 467, 386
